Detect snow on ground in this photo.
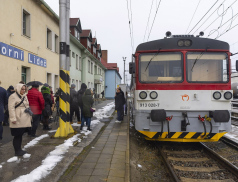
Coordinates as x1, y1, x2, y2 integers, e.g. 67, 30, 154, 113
224, 125, 238, 143
9, 101, 115, 182
12, 134, 80, 182
23, 134, 49, 149
93, 102, 115, 119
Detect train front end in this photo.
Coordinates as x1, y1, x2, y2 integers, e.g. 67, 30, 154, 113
130, 35, 232, 142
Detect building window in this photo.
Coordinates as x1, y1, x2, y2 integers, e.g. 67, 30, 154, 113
76, 54, 79, 70
87, 39, 91, 48
76, 80, 78, 90
47, 28, 52, 50
55, 34, 59, 53
21, 67, 30, 83
88, 82, 90, 89
75, 29, 78, 39
91, 62, 93, 74
94, 66, 97, 74
79, 57, 82, 70
72, 51, 75, 58
22, 9, 30, 37
93, 47, 96, 54
88, 60, 90, 73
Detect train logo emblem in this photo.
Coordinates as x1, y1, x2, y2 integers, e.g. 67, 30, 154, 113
181, 94, 189, 101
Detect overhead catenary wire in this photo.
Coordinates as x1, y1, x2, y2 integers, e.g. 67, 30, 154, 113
126, 0, 134, 54
143, 0, 154, 42
204, 0, 238, 36
147, 0, 162, 41
188, 0, 219, 34
129, 0, 134, 51
192, 0, 226, 35
208, 11, 238, 37
185, 0, 201, 34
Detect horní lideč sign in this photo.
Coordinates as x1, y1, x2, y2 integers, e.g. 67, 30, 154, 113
0, 42, 47, 68
0, 42, 24, 61
28, 53, 47, 68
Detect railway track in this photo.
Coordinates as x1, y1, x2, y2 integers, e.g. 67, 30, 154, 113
159, 142, 238, 182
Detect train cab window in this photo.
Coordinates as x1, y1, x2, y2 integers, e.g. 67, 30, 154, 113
186, 53, 228, 83
139, 53, 183, 83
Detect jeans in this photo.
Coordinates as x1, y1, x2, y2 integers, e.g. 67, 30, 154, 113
70, 106, 80, 122
84, 117, 91, 128
117, 108, 123, 121
29, 114, 41, 136
0, 122, 3, 140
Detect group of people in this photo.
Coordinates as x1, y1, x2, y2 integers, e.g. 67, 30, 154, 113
0, 82, 55, 156
70, 83, 94, 131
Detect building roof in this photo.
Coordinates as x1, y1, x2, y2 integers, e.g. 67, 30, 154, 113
70, 18, 82, 33
81, 29, 92, 39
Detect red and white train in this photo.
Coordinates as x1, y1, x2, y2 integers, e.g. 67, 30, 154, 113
129, 32, 233, 142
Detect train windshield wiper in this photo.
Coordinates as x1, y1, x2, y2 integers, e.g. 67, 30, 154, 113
144, 48, 162, 72
190, 48, 208, 72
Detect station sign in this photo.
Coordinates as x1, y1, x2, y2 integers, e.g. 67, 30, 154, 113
28, 53, 47, 68
0, 42, 24, 61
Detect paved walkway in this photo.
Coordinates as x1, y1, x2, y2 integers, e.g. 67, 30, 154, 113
70, 113, 129, 182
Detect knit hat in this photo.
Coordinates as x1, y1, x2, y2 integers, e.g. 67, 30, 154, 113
71, 84, 76, 88
41, 86, 50, 94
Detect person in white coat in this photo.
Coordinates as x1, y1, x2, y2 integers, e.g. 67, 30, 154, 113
8, 83, 32, 156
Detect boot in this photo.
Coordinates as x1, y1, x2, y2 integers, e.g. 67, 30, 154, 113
80, 126, 83, 130
15, 150, 26, 156
77, 121, 81, 124
70, 121, 73, 124
87, 127, 92, 131
43, 125, 47, 130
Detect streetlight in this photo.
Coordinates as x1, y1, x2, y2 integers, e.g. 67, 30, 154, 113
123, 57, 126, 84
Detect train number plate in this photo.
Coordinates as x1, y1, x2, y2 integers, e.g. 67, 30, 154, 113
139, 103, 159, 108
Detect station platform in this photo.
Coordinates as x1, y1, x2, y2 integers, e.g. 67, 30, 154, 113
67, 112, 130, 182
0, 100, 130, 182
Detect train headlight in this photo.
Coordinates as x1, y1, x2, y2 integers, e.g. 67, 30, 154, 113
224, 91, 232, 100
178, 40, 184, 47
213, 91, 221, 100
184, 40, 192, 46
150, 91, 158, 99
139, 91, 147, 99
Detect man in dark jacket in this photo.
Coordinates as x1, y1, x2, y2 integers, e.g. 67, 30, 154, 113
70, 84, 80, 124
81, 89, 94, 131
0, 86, 8, 141
3, 85, 15, 126
27, 84, 45, 137
115, 87, 125, 123
41, 86, 52, 130
78, 83, 87, 126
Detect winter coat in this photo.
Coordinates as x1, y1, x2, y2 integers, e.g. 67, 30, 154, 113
42, 93, 52, 117
50, 90, 55, 104
27, 87, 45, 115
8, 84, 32, 128
82, 89, 94, 118
41, 86, 52, 117
70, 88, 78, 107
115, 91, 125, 110
0, 87, 7, 122
78, 83, 87, 108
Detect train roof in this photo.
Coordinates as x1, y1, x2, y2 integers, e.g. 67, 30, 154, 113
136, 36, 229, 52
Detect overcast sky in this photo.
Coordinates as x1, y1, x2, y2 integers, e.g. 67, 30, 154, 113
44, 0, 238, 83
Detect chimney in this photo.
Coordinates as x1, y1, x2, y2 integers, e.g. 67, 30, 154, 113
102, 50, 108, 63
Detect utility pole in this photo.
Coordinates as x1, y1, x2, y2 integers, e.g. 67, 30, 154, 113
54, 0, 74, 137
123, 57, 126, 84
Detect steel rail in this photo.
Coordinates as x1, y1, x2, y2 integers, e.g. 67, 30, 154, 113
220, 136, 238, 151
200, 142, 238, 178
158, 147, 180, 182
